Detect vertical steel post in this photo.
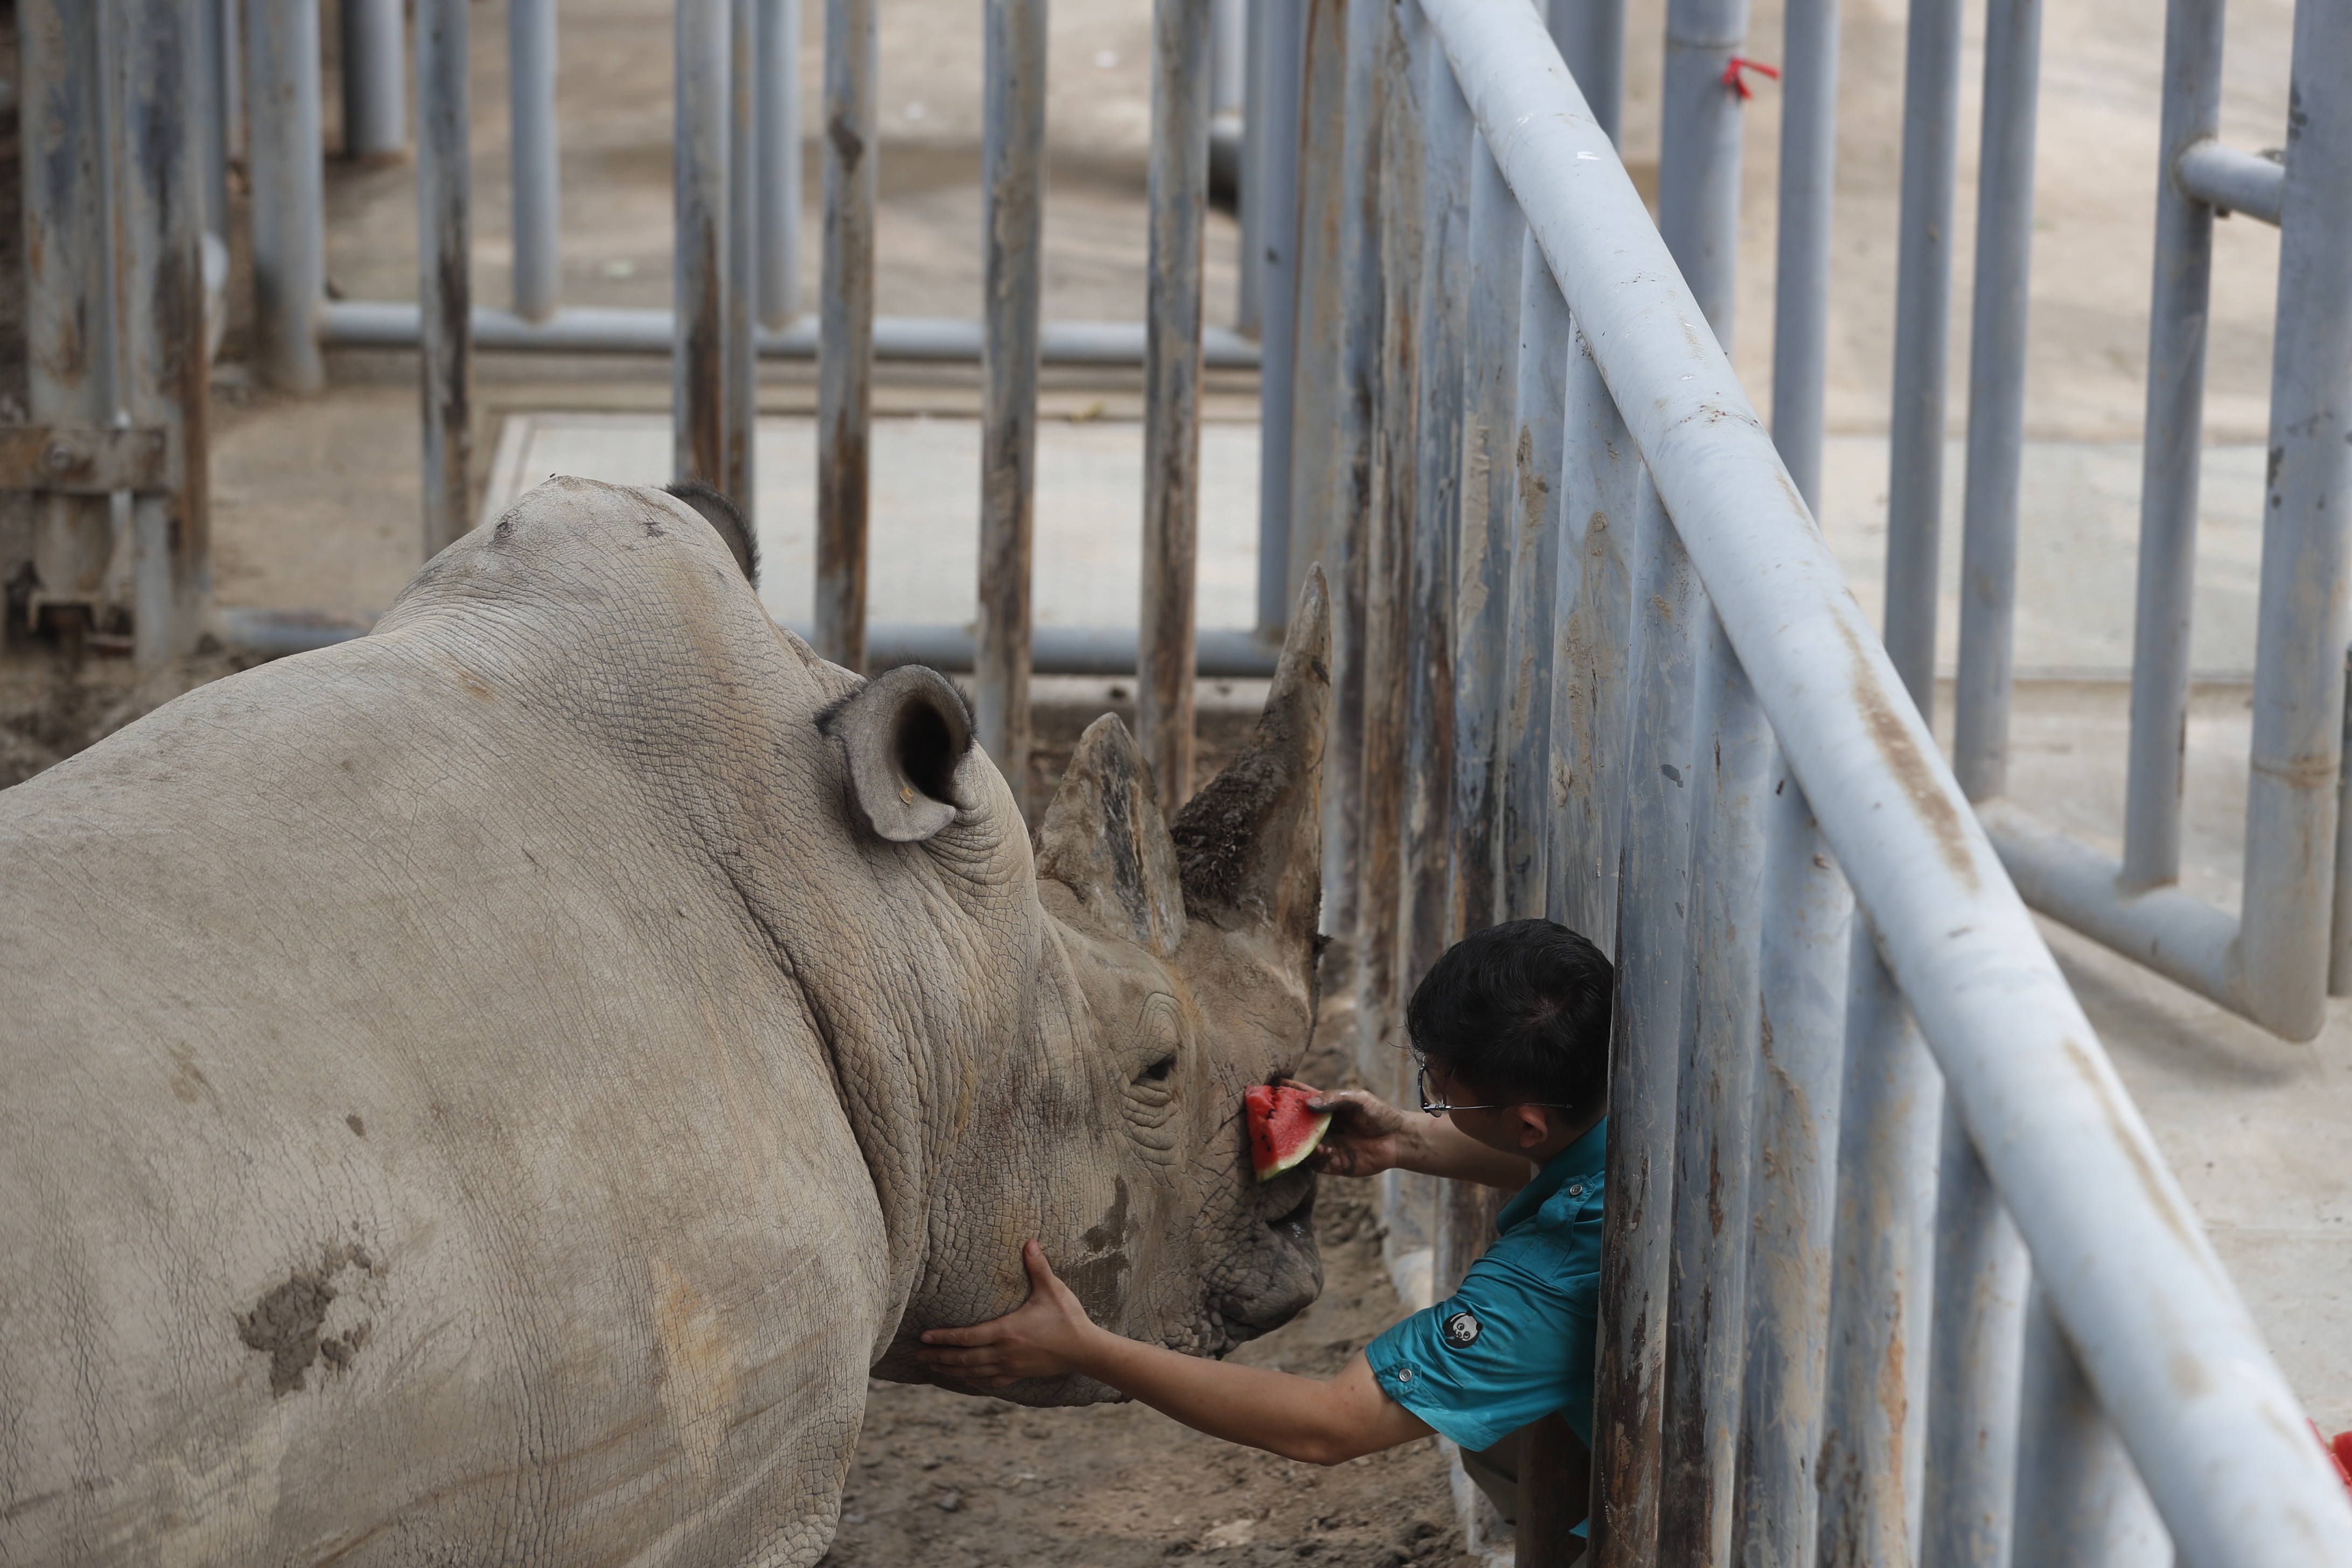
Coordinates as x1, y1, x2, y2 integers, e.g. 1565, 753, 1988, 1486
2012, 1285, 2175, 1567
1139, 0, 1214, 809
1283, 0, 1342, 619
2243, 0, 2352, 1031
115, 0, 213, 661
340, 0, 407, 159
247, 0, 326, 391
1237, 0, 1264, 335
509, 0, 561, 322
1920, 1103, 2029, 1568
417, 0, 472, 557
1655, 0, 1747, 345
1734, 773, 1852, 1568
1549, 0, 1627, 146
194, 0, 233, 237
1450, 139, 1521, 940
816, 0, 876, 669
1658, 622, 1769, 1567
1504, 235, 1568, 923
1769, 0, 1837, 508
1880, 0, 1965, 712
1590, 479, 1699, 1568
726, 0, 758, 519
1815, 929, 1942, 1568
977, 0, 1048, 814
1549, 325, 1637, 947
674, 0, 730, 494
1254, 0, 1305, 639
757, 0, 803, 329
1950, 0, 2043, 800
20, 0, 115, 624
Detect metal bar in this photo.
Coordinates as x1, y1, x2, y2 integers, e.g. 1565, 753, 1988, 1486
1920, 1101, 2028, 1568
115, 0, 213, 662
1589, 476, 1699, 1568
1139, 0, 1215, 810
19, 0, 116, 617
1549, 0, 1626, 146
2012, 1284, 2175, 1567
340, 0, 405, 159
1425, 2, 2352, 1552
247, 0, 326, 391
1504, 233, 1567, 924
2120, 0, 2224, 890
2239, 0, 2352, 1039
1402, 32, 1468, 992
1655, 0, 1747, 345
195, 0, 232, 237
1880, 0, 1965, 711
1657, 620, 1769, 1567
758, 0, 803, 327
1768, 0, 1837, 508
727, 0, 759, 518
509, 0, 561, 322
1950, 0, 2043, 800
1452, 144, 1522, 936
977, 0, 1048, 816
2335, 653, 2352, 994
1254, 0, 1306, 638
817, 0, 876, 669
1814, 928, 1941, 1568
1282, 0, 1345, 624
1549, 324, 1637, 947
2174, 141, 2285, 225
674, 0, 730, 494
1237, 0, 1264, 335
0, 428, 170, 494
319, 302, 1264, 366
417, 0, 472, 557
1733, 774, 1852, 1568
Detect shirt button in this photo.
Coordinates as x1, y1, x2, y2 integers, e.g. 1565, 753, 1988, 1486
1398, 1368, 1413, 1382
1569, 1184, 1585, 1197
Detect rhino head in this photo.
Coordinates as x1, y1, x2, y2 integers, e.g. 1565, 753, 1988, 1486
830, 575, 1333, 1402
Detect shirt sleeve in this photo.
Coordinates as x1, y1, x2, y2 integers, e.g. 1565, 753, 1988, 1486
1362, 1219, 1601, 1454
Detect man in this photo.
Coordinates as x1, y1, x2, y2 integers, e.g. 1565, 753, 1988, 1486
916, 918, 1612, 1537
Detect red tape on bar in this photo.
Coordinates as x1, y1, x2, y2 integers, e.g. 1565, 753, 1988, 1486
1723, 55, 1780, 99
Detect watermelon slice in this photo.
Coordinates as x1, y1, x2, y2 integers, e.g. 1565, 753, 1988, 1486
1247, 1084, 1332, 1181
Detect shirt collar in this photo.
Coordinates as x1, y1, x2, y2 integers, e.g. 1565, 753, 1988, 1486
1496, 1116, 1609, 1234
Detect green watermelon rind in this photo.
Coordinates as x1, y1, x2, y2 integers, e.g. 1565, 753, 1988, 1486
1251, 1097, 1333, 1182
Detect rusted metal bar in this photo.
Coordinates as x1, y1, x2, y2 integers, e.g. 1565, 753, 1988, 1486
0, 428, 170, 494
1656, 0, 1748, 344
1657, 619, 1768, 1567
1282, 0, 1347, 609
1448, 137, 1521, 939
416, 0, 472, 557
509, 0, 560, 321
1920, 1102, 2028, 1568
817, 0, 876, 669
1548, 327, 1636, 947
114, 0, 213, 662
1814, 928, 1940, 1568
726, 0, 759, 520
1502, 234, 1565, 923
246, 0, 326, 391
758, 0, 802, 328
1589, 477, 1699, 1568
341, 0, 406, 159
977, 0, 1048, 814
1139, 0, 1214, 810
2012, 1284, 2174, 1565
1254, 0, 1305, 638
1733, 773, 1852, 1568
674, 0, 730, 497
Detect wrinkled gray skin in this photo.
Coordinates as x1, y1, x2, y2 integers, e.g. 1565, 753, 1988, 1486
0, 478, 1333, 1566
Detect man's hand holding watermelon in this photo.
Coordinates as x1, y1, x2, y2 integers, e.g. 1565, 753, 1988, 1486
919, 920, 1613, 1543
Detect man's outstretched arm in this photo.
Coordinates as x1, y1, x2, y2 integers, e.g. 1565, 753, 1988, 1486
916, 1240, 1433, 1466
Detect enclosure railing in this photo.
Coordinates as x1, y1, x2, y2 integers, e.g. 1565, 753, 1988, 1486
1299, 0, 2352, 1560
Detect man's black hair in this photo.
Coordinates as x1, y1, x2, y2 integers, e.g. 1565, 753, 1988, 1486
1404, 918, 1612, 1117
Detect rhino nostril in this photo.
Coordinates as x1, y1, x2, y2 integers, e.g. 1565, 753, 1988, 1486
1266, 1189, 1315, 1236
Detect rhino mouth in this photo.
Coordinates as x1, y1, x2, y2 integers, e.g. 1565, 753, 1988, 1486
1202, 1181, 1322, 1354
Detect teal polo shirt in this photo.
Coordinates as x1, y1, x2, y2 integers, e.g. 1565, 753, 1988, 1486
1364, 1118, 1607, 1454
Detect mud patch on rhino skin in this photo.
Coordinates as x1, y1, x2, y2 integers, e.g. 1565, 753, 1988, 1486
236, 1242, 375, 1396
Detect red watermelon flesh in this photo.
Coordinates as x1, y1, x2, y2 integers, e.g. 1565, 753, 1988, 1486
1247, 1084, 1332, 1181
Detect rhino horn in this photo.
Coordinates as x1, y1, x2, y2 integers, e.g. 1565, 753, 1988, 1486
1037, 715, 1189, 958
1168, 566, 1331, 946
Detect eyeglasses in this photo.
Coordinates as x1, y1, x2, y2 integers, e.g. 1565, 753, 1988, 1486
1416, 1064, 1581, 1118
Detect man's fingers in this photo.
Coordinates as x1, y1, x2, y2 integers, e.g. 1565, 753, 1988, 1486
918, 1325, 998, 1347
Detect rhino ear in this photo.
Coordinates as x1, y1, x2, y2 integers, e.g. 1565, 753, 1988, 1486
820, 666, 979, 843
1169, 567, 1331, 948
1036, 715, 1187, 958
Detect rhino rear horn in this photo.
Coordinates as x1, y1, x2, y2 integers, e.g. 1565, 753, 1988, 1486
820, 666, 979, 842
1170, 567, 1331, 944
1036, 715, 1188, 958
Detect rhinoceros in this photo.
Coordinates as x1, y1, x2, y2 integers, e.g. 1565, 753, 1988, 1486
0, 477, 1332, 1565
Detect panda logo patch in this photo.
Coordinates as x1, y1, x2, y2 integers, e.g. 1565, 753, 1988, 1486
1441, 1311, 1481, 1349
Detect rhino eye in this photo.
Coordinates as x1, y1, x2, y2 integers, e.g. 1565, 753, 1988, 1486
1139, 1055, 1177, 1084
